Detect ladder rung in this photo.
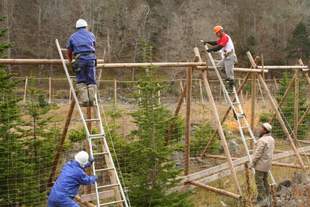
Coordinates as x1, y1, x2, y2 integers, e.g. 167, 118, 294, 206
85, 118, 100, 122
100, 200, 124, 206
97, 183, 119, 189
233, 102, 240, 105
89, 134, 105, 139
93, 152, 109, 156
96, 167, 114, 172
70, 76, 76, 78
237, 113, 245, 118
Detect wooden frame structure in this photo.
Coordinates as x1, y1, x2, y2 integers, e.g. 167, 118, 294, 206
1, 49, 310, 204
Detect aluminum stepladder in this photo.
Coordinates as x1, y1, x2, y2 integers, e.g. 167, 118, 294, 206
56, 39, 130, 207
203, 44, 276, 185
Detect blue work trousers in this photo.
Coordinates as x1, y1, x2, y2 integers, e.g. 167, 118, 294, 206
48, 195, 79, 207
76, 59, 96, 85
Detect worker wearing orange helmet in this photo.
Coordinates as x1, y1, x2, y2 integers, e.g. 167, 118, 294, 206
202, 25, 237, 92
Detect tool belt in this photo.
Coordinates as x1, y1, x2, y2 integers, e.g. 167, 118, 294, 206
224, 50, 234, 58
72, 51, 96, 73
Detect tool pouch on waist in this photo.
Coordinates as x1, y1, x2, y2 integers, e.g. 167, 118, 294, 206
72, 54, 81, 73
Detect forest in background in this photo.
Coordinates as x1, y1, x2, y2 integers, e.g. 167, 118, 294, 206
0, 0, 309, 78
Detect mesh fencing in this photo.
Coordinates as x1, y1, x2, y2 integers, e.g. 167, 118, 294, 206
1, 70, 310, 207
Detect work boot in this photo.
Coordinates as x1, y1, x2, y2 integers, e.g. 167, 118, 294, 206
76, 83, 89, 107
87, 84, 97, 106
225, 78, 235, 94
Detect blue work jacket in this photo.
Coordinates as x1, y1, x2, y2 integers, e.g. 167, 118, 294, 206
67, 28, 96, 61
49, 160, 97, 198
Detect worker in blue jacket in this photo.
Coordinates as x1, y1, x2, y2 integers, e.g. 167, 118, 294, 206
48, 151, 97, 207
67, 19, 97, 106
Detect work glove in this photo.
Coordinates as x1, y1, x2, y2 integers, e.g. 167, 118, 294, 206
89, 157, 95, 164
200, 40, 207, 45
206, 49, 212, 53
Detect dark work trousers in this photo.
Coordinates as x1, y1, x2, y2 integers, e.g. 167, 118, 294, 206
255, 170, 270, 203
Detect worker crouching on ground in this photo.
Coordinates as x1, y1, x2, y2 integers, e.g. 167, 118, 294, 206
67, 19, 97, 106
202, 25, 237, 93
48, 151, 97, 207
251, 123, 275, 207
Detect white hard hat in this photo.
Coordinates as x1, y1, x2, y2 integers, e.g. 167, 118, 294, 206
76, 19, 88, 28
74, 151, 89, 167
262, 122, 272, 132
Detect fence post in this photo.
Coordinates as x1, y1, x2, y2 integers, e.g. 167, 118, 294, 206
48, 77, 52, 104
23, 76, 28, 103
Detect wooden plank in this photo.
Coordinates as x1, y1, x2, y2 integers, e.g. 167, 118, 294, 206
183, 145, 310, 184
75, 195, 96, 207
250, 73, 257, 147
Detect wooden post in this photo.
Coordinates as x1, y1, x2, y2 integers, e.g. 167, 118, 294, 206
250, 74, 257, 131
201, 70, 242, 194
180, 80, 185, 102
48, 77, 52, 104
157, 83, 161, 105
294, 69, 299, 138
258, 74, 305, 169
114, 79, 117, 106
184, 66, 192, 175
23, 76, 28, 103
48, 100, 76, 187
199, 79, 205, 104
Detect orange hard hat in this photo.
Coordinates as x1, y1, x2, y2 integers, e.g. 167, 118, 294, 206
213, 25, 223, 33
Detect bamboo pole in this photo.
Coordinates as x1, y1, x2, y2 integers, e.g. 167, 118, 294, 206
272, 161, 307, 169
23, 76, 28, 103
294, 69, 300, 138
69, 87, 72, 104
184, 66, 193, 175
48, 100, 76, 187
189, 181, 241, 199
48, 77, 52, 104
201, 65, 242, 195
258, 74, 305, 169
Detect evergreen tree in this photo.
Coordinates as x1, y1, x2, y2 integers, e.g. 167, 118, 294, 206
287, 21, 310, 60
22, 88, 59, 200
